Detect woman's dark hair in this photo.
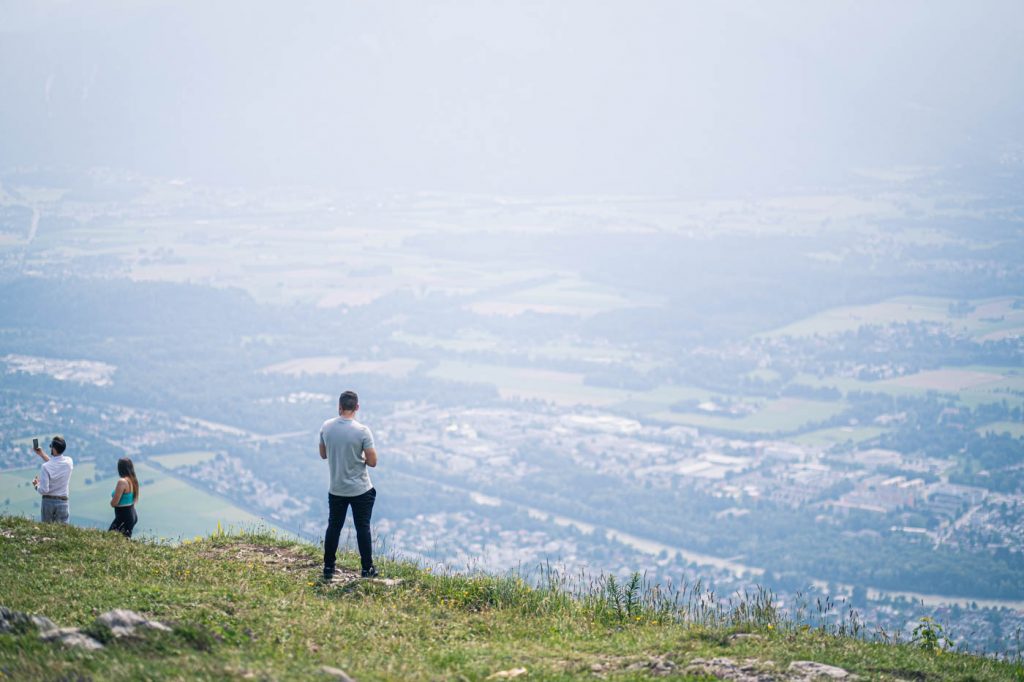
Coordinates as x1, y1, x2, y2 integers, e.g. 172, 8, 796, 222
117, 458, 140, 500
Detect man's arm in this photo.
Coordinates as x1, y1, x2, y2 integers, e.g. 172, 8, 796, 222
363, 447, 377, 468
33, 446, 49, 463
319, 442, 327, 460
35, 465, 50, 495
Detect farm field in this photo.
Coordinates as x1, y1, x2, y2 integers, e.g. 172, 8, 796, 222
393, 330, 654, 368
0, 461, 285, 541
149, 450, 218, 469
393, 329, 502, 354
763, 296, 1024, 339
261, 356, 420, 378
885, 367, 1009, 392
795, 367, 1024, 411
465, 274, 653, 317
429, 360, 624, 406
792, 425, 888, 447
97, 213, 556, 307
652, 397, 848, 435
977, 422, 1024, 438
427, 360, 709, 416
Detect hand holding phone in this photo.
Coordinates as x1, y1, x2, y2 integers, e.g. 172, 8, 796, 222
32, 438, 39, 450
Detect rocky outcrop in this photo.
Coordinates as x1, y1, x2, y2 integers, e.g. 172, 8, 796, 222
38, 627, 104, 651
0, 606, 57, 635
1, 605, 172, 651
317, 665, 356, 681
685, 658, 777, 682
684, 657, 856, 681
787, 661, 855, 680
96, 608, 172, 637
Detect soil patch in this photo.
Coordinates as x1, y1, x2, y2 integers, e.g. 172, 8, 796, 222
200, 542, 321, 573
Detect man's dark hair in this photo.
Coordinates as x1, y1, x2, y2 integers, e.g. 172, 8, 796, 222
339, 391, 359, 411
50, 436, 66, 455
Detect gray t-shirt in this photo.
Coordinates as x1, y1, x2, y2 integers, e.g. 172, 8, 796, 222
319, 416, 374, 497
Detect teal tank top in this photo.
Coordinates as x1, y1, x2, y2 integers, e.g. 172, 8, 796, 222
112, 489, 135, 506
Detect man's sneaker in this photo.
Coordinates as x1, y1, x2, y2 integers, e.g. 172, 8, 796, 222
322, 566, 335, 582
361, 566, 378, 579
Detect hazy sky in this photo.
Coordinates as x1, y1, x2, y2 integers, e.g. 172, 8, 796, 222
2, 0, 1022, 194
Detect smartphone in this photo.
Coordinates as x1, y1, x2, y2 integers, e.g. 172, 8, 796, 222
32, 438, 39, 450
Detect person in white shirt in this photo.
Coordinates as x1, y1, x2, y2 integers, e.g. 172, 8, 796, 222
32, 436, 73, 524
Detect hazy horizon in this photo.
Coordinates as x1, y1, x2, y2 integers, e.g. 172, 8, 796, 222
2, 1, 1023, 195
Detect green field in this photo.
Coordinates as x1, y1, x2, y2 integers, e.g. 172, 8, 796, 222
977, 421, 1024, 438
150, 451, 218, 469
746, 368, 782, 383
796, 366, 1024, 411
428, 360, 710, 415
652, 397, 848, 435
465, 275, 653, 317
395, 330, 657, 369
764, 295, 1024, 340
428, 360, 850, 433
792, 425, 888, 447
0, 461, 285, 541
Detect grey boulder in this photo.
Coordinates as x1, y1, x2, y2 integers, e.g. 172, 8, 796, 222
96, 609, 172, 637
39, 627, 104, 651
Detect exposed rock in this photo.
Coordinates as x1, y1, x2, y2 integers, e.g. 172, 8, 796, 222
2, 606, 102, 649
728, 633, 765, 644
486, 668, 528, 679
684, 658, 854, 681
317, 665, 356, 681
39, 626, 104, 650
95, 609, 171, 637
0, 606, 57, 634
627, 655, 677, 676
30, 614, 58, 633
787, 661, 854, 680
685, 657, 776, 682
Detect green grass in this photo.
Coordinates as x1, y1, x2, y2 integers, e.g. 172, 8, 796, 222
429, 360, 850, 434
977, 422, 1024, 438
747, 368, 782, 383
428, 360, 710, 415
795, 366, 1024, 413
149, 451, 219, 469
761, 295, 1024, 339
395, 330, 659, 370
0, 461, 287, 541
466, 275, 650, 317
0, 516, 1020, 681
793, 426, 888, 447
653, 398, 848, 435
429, 360, 625, 406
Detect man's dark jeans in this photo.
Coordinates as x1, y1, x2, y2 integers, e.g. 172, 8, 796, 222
324, 487, 376, 572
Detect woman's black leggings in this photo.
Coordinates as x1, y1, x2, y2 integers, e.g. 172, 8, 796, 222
109, 506, 138, 538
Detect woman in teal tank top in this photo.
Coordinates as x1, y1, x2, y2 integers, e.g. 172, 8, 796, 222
108, 458, 139, 538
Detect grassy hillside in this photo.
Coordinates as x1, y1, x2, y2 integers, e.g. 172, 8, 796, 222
0, 462, 291, 540
0, 515, 1021, 681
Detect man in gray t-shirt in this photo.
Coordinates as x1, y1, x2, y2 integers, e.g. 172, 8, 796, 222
319, 390, 379, 580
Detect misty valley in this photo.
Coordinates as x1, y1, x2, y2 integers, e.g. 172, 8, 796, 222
1, 165, 1023, 654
